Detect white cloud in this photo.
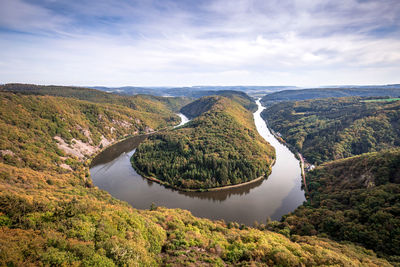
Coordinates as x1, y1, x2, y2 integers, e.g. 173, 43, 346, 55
0, 0, 400, 86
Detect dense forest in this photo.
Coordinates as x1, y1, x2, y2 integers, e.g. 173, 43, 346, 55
0, 88, 390, 265
262, 97, 400, 164
132, 95, 275, 190
275, 149, 400, 264
261, 86, 400, 104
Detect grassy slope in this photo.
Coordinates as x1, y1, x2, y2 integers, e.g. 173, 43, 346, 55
279, 149, 400, 264
132, 95, 275, 189
262, 97, 400, 164
0, 91, 392, 266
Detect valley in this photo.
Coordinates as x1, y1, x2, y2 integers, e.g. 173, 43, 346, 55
0, 84, 399, 266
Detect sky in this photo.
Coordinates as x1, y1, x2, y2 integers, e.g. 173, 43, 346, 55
0, 0, 400, 87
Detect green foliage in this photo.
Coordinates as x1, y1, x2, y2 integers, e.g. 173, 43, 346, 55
262, 97, 400, 164
150, 208, 390, 266
180, 95, 220, 119
0, 214, 11, 226
281, 149, 400, 264
133, 96, 275, 189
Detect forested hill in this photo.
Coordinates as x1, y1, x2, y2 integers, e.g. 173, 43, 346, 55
132, 95, 275, 190
261, 87, 400, 103
279, 149, 400, 265
200, 90, 257, 112
0, 83, 191, 114
262, 97, 400, 164
0, 90, 391, 266
180, 95, 220, 119
180, 91, 257, 119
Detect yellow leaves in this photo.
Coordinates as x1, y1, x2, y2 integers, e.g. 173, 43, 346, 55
0, 227, 46, 266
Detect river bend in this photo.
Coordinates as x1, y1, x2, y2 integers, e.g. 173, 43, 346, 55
90, 100, 305, 225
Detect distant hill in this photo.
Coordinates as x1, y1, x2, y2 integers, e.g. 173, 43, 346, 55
279, 149, 400, 264
93, 84, 400, 100
92, 85, 299, 97
261, 86, 400, 104
132, 95, 275, 190
262, 97, 400, 164
91, 86, 160, 96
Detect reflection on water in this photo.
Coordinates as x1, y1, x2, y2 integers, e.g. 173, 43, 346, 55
90, 103, 305, 225
177, 178, 264, 202
91, 135, 148, 167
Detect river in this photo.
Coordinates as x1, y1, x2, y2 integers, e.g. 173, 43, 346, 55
90, 100, 305, 225
174, 113, 190, 128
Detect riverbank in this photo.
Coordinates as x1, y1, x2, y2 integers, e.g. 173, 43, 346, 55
298, 153, 309, 196
268, 130, 310, 199
259, 106, 310, 199
263, 123, 310, 197
131, 158, 275, 192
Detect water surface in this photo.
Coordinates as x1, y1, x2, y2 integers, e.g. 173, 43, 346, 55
174, 113, 190, 128
90, 101, 305, 225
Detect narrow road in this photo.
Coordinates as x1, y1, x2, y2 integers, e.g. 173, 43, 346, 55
298, 153, 310, 200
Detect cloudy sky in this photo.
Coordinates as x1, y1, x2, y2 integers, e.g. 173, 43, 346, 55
1, 0, 400, 87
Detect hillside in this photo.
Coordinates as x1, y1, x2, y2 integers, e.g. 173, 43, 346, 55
0, 83, 191, 114
180, 90, 257, 117
132, 95, 275, 190
262, 97, 400, 164
0, 93, 184, 173
0, 92, 180, 265
180, 95, 221, 118
278, 149, 400, 264
261, 86, 400, 104
0, 90, 391, 266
